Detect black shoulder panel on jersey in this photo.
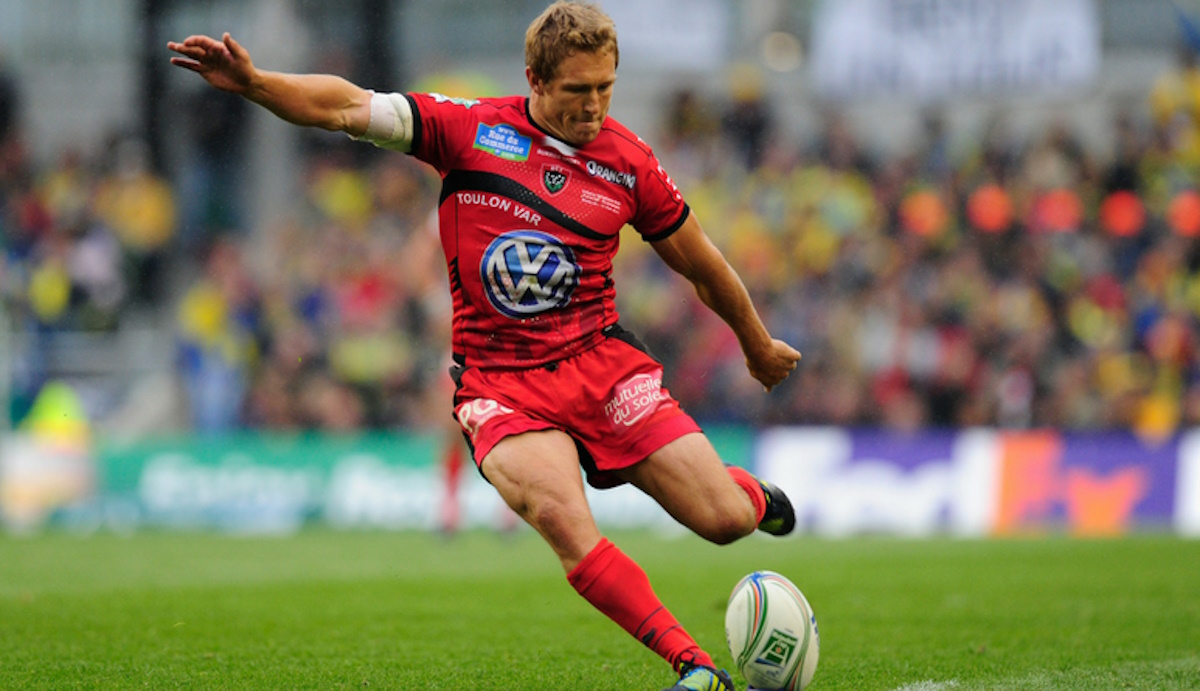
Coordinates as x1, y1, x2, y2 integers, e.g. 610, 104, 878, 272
440, 170, 609, 240
404, 93, 423, 154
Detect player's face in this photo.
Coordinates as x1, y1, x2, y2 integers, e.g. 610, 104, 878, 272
528, 49, 616, 146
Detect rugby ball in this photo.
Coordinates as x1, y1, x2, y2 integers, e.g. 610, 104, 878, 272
725, 570, 819, 690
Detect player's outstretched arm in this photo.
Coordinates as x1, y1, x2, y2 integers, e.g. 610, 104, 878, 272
651, 213, 801, 392
167, 32, 371, 136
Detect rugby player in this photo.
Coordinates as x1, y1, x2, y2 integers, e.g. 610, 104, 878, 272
169, 3, 801, 688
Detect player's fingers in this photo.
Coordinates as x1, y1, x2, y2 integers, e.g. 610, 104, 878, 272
223, 32, 247, 61
171, 36, 226, 63
166, 41, 197, 56
169, 42, 219, 64
768, 352, 798, 374
754, 370, 781, 392
168, 57, 203, 72
781, 344, 802, 363
179, 35, 221, 51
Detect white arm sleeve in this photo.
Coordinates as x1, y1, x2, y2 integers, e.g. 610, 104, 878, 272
352, 91, 414, 152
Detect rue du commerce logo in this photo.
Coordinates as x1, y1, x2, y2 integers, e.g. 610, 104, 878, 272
605, 371, 666, 428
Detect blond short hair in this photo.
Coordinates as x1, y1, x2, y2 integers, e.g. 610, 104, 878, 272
525, 1, 619, 83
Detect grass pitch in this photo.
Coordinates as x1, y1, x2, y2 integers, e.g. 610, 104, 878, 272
1, 530, 1198, 690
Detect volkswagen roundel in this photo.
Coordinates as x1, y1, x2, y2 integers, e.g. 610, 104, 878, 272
481, 230, 580, 318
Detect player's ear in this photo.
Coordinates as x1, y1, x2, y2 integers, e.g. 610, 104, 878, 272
526, 66, 544, 95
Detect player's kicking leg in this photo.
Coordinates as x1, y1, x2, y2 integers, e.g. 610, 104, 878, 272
615, 431, 796, 544
481, 429, 730, 684
615, 433, 795, 690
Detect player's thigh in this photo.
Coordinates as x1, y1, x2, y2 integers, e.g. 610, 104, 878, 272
615, 432, 754, 539
481, 429, 601, 562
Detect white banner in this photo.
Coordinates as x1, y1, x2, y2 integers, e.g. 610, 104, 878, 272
810, 0, 1100, 101
1177, 431, 1200, 537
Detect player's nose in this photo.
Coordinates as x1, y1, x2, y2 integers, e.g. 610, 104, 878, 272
581, 89, 601, 113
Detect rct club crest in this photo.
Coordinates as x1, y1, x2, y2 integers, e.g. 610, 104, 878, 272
481, 231, 579, 318
542, 165, 570, 195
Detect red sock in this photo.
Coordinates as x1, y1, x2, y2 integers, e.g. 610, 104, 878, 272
567, 538, 714, 673
726, 466, 767, 524
440, 443, 463, 532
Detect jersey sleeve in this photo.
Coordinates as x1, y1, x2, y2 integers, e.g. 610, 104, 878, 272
405, 92, 482, 174
629, 148, 690, 242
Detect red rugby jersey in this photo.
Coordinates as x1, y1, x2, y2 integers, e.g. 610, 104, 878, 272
404, 92, 689, 369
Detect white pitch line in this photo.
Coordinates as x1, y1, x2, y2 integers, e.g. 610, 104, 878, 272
889, 681, 960, 691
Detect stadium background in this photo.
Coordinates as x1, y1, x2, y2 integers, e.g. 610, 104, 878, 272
1, 0, 1199, 537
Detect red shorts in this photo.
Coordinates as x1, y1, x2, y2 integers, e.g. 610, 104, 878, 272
450, 327, 701, 488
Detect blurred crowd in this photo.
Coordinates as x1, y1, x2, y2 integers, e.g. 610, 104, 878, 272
6, 54, 1200, 439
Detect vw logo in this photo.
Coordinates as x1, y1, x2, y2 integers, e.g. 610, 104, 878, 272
481, 231, 579, 318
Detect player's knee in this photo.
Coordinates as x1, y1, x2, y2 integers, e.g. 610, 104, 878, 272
526, 498, 594, 554
526, 498, 569, 536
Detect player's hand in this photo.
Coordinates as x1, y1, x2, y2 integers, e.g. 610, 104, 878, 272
746, 338, 801, 392
167, 33, 255, 95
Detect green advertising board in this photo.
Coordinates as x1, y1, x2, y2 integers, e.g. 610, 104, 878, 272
82, 426, 756, 533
